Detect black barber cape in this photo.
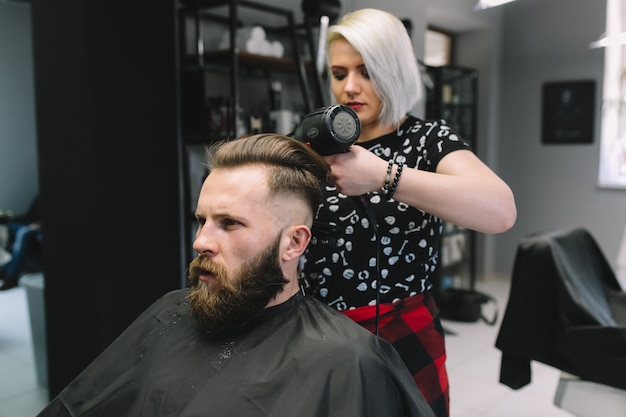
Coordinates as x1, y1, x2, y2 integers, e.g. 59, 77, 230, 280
38, 290, 434, 417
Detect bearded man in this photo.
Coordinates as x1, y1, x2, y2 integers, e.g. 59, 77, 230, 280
37, 134, 434, 417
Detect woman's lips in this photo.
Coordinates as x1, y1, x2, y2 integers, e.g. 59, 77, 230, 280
346, 102, 364, 111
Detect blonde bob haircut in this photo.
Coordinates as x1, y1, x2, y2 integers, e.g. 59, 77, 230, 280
327, 8, 422, 127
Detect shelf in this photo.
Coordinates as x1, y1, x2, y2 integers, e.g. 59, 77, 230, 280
182, 50, 315, 74
178, 0, 325, 263
426, 65, 478, 292
443, 222, 466, 234
440, 259, 471, 269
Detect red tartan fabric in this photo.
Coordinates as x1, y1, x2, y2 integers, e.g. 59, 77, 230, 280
343, 293, 449, 417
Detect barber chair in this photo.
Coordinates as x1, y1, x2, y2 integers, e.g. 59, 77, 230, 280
495, 227, 626, 415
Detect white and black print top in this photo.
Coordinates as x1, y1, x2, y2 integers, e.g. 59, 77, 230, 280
300, 116, 472, 311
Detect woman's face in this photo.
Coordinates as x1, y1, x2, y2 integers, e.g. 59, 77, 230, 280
328, 39, 383, 134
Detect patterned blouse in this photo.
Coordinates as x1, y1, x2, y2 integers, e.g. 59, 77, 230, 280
300, 115, 471, 311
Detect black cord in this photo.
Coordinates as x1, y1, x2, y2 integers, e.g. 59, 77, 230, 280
357, 194, 382, 336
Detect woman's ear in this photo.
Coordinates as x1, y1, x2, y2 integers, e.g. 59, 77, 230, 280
282, 225, 312, 262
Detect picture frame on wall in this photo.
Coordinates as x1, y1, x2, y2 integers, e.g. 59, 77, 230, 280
541, 80, 595, 144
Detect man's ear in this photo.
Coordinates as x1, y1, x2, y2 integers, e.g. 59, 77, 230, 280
282, 225, 312, 262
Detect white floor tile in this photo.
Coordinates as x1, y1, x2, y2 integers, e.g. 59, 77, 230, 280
0, 285, 48, 417
483, 388, 576, 417
0, 388, 48, 417
450, 348, 504, 385
449, 403, 483, 417
448, 370, 515, 413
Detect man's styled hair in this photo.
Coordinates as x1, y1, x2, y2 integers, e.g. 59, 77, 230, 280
327, 8, 422, 127
206, 134, 330, 216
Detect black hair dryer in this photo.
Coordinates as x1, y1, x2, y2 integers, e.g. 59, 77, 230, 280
292, 104, 361, 156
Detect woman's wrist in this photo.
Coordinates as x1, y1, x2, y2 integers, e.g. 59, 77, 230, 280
386, 161, 404, 200
379, 159, 404, 200
381, 159, 394, 194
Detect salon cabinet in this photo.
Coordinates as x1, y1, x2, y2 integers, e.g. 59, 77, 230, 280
425, 65, 478, 291
177, 0, 324, 142
176, 0, 324, 262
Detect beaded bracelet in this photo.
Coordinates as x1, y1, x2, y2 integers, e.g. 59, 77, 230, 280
381, 159, 394, 197
386, 161, 404, 201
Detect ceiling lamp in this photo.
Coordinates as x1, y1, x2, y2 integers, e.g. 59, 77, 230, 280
474, 0, 517, 10
589, 32, 626, 48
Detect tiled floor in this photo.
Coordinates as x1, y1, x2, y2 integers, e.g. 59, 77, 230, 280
0, 276, 575, 417
0, 283, 48, 417
442, 277, 574, 417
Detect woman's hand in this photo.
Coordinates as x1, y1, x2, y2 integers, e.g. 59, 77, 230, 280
324, 145, 388, 196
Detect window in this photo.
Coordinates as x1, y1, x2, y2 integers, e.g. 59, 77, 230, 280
597, 0, 626, 188
424, 27, 453, 67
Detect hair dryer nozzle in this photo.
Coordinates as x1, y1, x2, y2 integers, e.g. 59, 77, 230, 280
293, 104, 361, 156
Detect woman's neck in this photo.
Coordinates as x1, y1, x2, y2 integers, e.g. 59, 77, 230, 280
357, 116, 407, 143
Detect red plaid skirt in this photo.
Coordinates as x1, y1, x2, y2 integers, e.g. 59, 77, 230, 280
343, 292, 449, 417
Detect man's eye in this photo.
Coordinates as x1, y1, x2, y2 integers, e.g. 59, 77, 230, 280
222, 219, 241, 229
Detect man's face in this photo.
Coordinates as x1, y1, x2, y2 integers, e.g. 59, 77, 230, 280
187, 233, 287, 331
188, 165, 290, 330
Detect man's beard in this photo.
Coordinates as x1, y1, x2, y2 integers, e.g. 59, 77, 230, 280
187, 234, 289, 332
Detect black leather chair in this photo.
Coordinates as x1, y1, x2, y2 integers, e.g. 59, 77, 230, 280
495, 227, 626, 391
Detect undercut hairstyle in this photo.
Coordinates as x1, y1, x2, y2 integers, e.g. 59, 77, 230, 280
327, 8, 422, 127
205, 134, 330, 216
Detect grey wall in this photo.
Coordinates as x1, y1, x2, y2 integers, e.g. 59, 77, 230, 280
413, 0, 625, 278
0, 1, 38, 214
496, 0, 626, 273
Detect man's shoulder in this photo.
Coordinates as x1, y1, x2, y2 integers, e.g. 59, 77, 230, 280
297, 297, 393, 354
291, 298, 433, 416
160, 287, 188, 301
134, 288, 190, 322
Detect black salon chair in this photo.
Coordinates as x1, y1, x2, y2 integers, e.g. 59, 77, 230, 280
495, 227, 626, 391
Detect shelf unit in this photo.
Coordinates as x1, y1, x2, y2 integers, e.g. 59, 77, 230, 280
425, 64, 478, 291
182, 49, 315, 73
177, 0, 324, 141
176, 0, 324, 263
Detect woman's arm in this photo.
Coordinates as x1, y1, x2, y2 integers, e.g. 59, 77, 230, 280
325, 146, 516, 234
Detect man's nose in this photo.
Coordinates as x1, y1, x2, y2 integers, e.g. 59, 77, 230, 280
193, 223, 218, 256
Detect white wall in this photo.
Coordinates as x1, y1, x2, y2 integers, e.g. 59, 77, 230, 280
421, 0, 626, 279
496, 0, 626, 273
0, 1, 38, 214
